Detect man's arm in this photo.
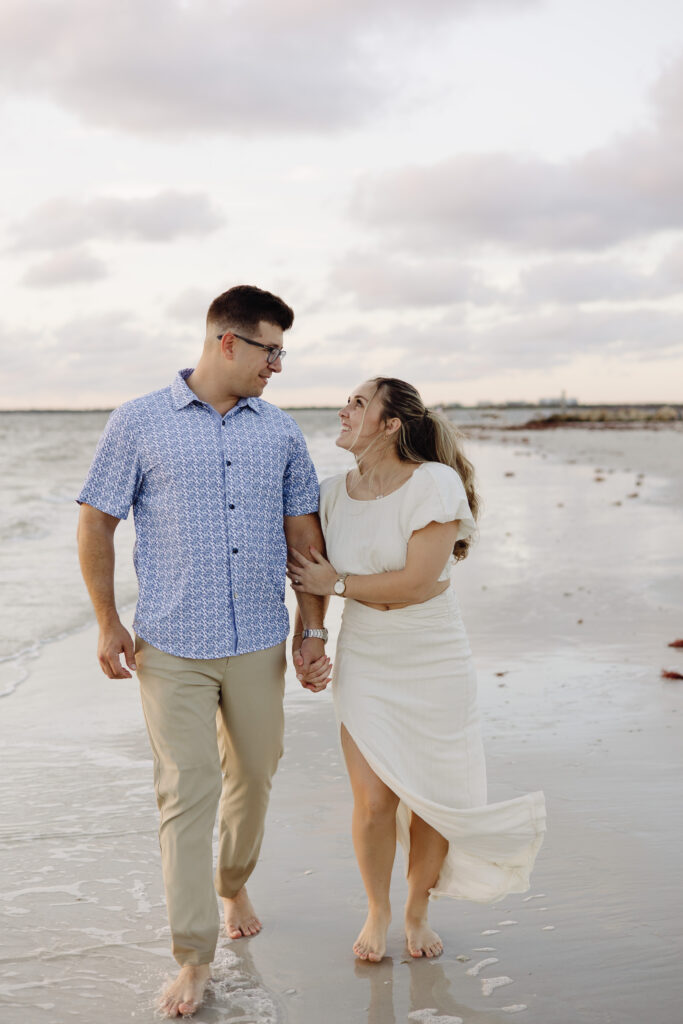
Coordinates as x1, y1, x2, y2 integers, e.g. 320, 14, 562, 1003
284, 513, 331, 689
77, 503, 137, 680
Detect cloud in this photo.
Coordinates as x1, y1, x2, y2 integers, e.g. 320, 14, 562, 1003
330, 251, 500, 309
10, 191, 224, 251
349, 54, 683, 253
0, 0, 539, 136
166, 287, 217, 324
0, 310, 196, 407
21, 247, 108, 288
314, 306, 683, 383
515, 256, 682, 305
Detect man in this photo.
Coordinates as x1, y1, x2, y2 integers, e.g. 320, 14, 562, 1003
77, 285, 330, 1018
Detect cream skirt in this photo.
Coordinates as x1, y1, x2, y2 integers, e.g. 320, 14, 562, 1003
332, 588, 546, 902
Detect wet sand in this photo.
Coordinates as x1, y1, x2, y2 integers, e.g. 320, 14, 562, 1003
2, 432, 682, 1023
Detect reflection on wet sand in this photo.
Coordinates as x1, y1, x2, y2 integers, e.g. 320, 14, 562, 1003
355, 955, 508, 1024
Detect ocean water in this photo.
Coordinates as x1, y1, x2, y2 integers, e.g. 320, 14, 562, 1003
0, 405, 540, 698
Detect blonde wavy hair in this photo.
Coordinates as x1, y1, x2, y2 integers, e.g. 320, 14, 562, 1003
366, 377, 480, 561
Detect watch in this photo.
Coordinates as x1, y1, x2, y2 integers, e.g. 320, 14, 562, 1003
333, 573, 350, 596
302, 628, 329, 643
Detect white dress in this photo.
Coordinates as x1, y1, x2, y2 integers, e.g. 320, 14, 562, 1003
320, 462, 546, 902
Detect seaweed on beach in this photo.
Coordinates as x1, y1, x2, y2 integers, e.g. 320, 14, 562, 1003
511, 405, 681, 430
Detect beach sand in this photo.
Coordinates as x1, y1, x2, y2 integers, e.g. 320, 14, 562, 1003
2, 429, 683, 1023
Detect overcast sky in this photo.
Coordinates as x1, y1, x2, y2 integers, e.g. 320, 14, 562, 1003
2, 0, 683, 408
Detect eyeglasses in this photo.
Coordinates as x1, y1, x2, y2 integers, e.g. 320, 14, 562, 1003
218, 331, 286, 366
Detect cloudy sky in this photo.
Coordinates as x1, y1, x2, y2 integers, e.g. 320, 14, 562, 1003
2, 0, 683, 408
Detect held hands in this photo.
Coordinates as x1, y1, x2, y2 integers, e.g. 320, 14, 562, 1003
287, 546, 337, 596
292, 637, 332, 693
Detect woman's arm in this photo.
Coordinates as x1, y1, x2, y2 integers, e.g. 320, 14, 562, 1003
288, 519, 460, 605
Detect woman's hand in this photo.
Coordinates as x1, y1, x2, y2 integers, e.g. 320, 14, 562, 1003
287, 547, 337, 596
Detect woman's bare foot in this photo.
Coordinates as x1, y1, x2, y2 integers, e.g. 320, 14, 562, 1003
222, 887, 262, 939
353, 908, 391, 962
405, 910, 443, 959
158, 964, 211, 1018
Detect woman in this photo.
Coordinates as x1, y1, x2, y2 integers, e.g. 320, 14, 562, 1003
288, 378, 545, 963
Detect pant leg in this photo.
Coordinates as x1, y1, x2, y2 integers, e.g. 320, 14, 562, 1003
136, 636, 225, 966
214, 641, 286, 898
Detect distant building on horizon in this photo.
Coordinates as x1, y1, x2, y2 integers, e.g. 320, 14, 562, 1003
539, 389, 578, 407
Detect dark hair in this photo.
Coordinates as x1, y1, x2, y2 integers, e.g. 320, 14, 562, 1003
207, 285, 294, 333
370, 377, 480, 561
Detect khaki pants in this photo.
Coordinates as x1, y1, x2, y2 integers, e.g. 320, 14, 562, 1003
135, 636, 286, 966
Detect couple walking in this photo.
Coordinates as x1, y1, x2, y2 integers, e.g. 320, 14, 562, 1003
77, 284, 545, 1018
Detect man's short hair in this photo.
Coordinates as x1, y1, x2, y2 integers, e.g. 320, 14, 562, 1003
207, 285, 294, 334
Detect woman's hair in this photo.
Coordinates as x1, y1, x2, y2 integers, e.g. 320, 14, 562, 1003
370, 377, 479, 561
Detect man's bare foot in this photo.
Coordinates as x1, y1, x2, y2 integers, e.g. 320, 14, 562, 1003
405, 911, 443, 959
222, 887, 262, 939
353, 908, 391, 962
158, 964, 211, 1018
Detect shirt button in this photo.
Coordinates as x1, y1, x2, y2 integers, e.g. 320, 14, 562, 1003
229, 504, 235, 510
226, 459, 231, 466
232, 547, 238, 554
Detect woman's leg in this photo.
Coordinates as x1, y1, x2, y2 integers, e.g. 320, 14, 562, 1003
404, 813, 448, 958
341, 724, 399, 961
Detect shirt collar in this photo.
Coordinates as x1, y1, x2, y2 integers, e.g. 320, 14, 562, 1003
171, 369, 262, 414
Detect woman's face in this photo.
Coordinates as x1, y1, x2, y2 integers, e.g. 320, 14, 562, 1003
336, 381, 386, 453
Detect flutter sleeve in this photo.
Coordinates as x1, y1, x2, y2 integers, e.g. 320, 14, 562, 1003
318, 474, 343, 536
401, 463, 476, 543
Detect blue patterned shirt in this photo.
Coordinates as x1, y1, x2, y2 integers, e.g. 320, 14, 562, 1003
78, 369, 319, 658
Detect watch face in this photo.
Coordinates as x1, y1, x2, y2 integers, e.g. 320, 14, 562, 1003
334, 580, 344, 595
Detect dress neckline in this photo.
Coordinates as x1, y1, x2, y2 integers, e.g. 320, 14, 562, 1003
344, 463, 425, 503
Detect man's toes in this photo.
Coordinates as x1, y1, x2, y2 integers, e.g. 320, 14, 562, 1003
368, 951, 382, 962
178, 1001, 197, 1015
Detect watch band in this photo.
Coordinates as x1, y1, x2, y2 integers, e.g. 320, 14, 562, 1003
301, 627, 329, 643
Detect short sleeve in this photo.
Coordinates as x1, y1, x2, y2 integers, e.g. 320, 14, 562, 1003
76, 405, 142, 520
283, 424, 319, 517
403, 463, 476, 542
318, 474, 344, 534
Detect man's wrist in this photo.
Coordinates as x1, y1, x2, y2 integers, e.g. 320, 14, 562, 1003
301, 627, 329, 644
97, 610, 122, 630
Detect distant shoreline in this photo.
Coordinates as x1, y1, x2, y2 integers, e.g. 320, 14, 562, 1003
1, 403, 682, 416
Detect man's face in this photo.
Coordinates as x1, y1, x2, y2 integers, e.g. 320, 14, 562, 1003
228, 320, 284, 397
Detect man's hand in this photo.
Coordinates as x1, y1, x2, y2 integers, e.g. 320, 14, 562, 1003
97, 621, 137, 679
293, 637, 332, 692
